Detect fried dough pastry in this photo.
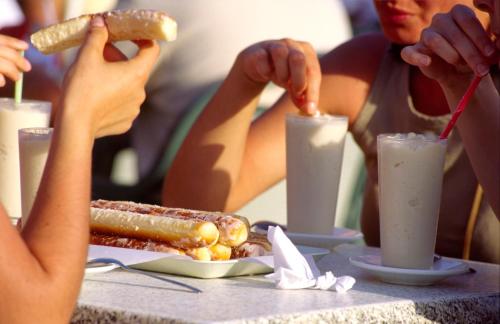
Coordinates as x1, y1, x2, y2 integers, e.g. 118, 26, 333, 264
92, 200, 248, 247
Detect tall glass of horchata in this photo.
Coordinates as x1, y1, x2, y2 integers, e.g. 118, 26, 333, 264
377, 133, 447, 269
0, 99, 51, 224
19, 127, 53, 227
286, 113, 348, 235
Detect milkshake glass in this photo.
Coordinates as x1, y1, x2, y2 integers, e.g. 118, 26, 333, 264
19, 127, 53, 227
377, 133, 447, 269
0, 99, 51, 222
286, 113, 348, 234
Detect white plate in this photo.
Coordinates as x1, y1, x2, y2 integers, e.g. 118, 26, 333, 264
349, 254, 471, 286
85, 262, 118, 275
286, 228, 363, 249
131, 245, 329, 279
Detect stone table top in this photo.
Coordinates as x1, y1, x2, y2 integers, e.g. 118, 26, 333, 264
72, 244, 499, 323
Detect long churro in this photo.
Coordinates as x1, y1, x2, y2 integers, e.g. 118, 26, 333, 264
90, 206, 219, 249
90, 232, 185, 255
90, 233, 212, 261
31, 9, 177, 54
231, 232, 272, 258
91, 200, 248, 247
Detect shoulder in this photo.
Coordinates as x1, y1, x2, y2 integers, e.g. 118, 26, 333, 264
318, 33, 390, 122
321, 32, 389, 76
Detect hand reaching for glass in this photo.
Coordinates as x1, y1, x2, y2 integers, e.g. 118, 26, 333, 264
235, 39, 321, 115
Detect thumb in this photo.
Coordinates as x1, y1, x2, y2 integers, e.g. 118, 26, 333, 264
79, 15, 108, 58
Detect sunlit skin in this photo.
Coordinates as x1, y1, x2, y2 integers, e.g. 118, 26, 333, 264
164, 0, 498, 261
165, 0, 493, 209
0, 17, 159, 323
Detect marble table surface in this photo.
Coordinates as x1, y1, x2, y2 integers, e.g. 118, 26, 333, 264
72, 244, 499, 323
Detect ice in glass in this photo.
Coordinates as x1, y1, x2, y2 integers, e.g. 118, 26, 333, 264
378, 133, 447, 269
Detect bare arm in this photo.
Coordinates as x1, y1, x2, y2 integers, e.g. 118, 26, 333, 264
164, 39, 319, 211
0, 17, 159, 323
401, 4, 500, 217
442, 76, 499, 217
19, 0, 64, 26
163, 35, 386, 212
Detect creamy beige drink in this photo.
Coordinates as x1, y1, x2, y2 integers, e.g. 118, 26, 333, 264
286, 113, 348, 234
378, 133, 447, 269
0, 99, 51, 221
19, 128, 53, 226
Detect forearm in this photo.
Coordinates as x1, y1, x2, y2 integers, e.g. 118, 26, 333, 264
19, 0, 61, 27
441, 75, 500, 217
163, 63, 266, 211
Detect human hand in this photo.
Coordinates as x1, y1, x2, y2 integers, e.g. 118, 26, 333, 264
0, 34, 31, 86
401, 5, 498, 86
58, 16, 159, 138
236, 39, 321, 115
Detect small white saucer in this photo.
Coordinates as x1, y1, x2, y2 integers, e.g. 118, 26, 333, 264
286, 228, 364, 249
349, 254, 471, 286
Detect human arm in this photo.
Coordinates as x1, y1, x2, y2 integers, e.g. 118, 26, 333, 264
163, 39, 321, 211
401, 4, 500, 217
163, 35, 386, 212
18, 0, 64, 27
0, 16, 159, 323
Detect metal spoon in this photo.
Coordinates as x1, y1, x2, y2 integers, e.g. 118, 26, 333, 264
87, 257, 202, 293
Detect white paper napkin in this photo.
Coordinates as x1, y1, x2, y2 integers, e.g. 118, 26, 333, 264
265, 226, 355, 292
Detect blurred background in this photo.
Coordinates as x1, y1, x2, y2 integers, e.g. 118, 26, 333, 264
1, 0, 380, 231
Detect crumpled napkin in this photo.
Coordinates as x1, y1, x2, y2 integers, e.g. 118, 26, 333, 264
265, 226, 355, 292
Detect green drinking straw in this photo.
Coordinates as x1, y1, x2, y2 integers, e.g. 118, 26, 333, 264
14, 51, 25, 104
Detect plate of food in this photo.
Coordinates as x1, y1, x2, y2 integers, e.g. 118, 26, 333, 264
86, 200, 329, 278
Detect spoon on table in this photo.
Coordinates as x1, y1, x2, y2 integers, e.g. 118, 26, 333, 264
87, 257, 203, 293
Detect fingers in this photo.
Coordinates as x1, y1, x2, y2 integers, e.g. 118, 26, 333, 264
0, 45, 31, 71
78, 16, 109, 60
401, 44, 432, 67
300, 45, 321, 115
129, 40, 160, 78
265, 40, 320, 114
421, 28, 466, 66
268, 43, 290, 85
0, 35, 29, 51
422, 6, 495, 76
450, 5, 496, 58
0, 57, 25, 82
238, 39, 321, 114
0, 35, 31, 85
243, 47, 273, 82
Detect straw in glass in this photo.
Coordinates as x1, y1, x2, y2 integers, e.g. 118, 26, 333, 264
14, 51, 25, 104
439, 75, 483, 139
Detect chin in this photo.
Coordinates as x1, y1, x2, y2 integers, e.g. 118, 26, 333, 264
381, 28, 418, 45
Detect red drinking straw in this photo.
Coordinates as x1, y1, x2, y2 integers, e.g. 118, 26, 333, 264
439, 75, 483, 139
